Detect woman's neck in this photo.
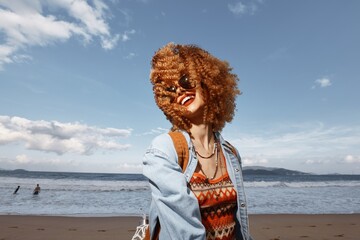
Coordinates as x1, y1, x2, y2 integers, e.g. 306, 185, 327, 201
189, 123, 215, 151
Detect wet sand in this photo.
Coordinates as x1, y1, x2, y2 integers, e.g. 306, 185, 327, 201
0, 214, 359, 239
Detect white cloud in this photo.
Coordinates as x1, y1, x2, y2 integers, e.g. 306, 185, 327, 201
136, 127, 169, 136
313, 77, 332, 89
0, 154, 82, 171
15, 154, 30, 164
0, 115, 132, 155
228, 1, 259, 16
0, 0, 125, 69
304, 159, 330, 165
228, 2, 247, 15
230, 122, 360, 167
12, 54, 33, 63
341, 155, 360, 164
242, 157, 268, 166
101, 34, 120, 50
116, 162, 143, 172
124, 52, 136, 59
120, 29, 136, 42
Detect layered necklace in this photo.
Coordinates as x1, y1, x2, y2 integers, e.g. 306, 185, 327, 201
194, 141, 219, 181
194, 142, 217, 159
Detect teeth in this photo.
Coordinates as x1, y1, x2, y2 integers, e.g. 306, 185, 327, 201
181, 96, 194, 105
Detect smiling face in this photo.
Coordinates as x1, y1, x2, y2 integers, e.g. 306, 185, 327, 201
150, 43, 240, 133
162, 74, 204, 116
153, 72, 206, 123
176, 86, 206, 122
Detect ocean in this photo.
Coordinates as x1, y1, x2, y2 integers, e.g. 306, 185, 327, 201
1, 170, 359, 216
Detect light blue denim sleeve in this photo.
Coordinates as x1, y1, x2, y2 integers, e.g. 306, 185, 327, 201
143, 133, 205, 239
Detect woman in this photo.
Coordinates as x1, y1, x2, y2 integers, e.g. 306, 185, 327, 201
143, 43, 252, 240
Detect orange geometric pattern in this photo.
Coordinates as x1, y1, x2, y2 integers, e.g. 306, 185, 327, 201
190, 172, 237, 240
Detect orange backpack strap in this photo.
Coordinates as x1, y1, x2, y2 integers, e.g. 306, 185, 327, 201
144, 221, 160, 240
225, 140, 241, 164
168, 131, 189, 172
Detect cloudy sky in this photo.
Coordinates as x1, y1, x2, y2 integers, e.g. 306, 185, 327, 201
1, 0, 359, 174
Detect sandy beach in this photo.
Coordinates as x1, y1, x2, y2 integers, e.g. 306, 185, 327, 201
0, 214, 359, 240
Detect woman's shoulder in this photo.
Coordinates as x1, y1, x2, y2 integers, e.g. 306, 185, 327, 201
147, 132, 176, 157
151, 132, 172, 146
216, 132, 240, 156
150, 131, 190, 149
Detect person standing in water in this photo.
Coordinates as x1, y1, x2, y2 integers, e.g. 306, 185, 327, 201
13, 186, 20, 194
33, 184, 41, 195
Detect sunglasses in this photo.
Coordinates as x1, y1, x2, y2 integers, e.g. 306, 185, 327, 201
165, 75, 196, 93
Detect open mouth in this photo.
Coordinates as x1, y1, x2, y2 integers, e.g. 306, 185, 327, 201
179, 93, 195, 106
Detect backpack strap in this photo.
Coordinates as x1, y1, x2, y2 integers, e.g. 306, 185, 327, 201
224, 140, 241, 164
168, 131, 189, 172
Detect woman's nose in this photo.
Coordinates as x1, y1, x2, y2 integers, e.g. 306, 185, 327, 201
176, 86, 185, 94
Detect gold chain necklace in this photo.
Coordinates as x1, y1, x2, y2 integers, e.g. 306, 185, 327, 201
194, 142, 217, 159
198, 143, 219, 181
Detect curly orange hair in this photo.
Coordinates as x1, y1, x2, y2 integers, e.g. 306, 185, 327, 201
150, 43, 240, 133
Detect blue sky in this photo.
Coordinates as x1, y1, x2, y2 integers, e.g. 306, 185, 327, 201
1, 0, 359, 174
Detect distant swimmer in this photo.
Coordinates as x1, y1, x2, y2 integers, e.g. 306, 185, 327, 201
33, 184, 41, 195
13, 186, 20, 194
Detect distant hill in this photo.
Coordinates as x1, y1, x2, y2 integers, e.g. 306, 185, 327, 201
243, 166, 310, 175
12, 169, 29, 172
1, 167, 311, 175
0, 168, 28, 172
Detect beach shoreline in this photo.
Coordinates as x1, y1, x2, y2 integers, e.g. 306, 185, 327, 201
1, 214, 359, 239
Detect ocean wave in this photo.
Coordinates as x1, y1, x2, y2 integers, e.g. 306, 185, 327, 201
2, 177, 360, 191
0, 177, 150, 192
244, 180, 360, 188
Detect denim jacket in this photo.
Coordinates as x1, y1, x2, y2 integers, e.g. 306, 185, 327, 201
143, 131, 252, 240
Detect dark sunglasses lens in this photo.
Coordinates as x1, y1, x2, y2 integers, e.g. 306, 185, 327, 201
165, 85, 177, 93
179, 76, 195, 89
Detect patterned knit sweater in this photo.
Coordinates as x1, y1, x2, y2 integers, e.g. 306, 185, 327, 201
190, 171, 237, 240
